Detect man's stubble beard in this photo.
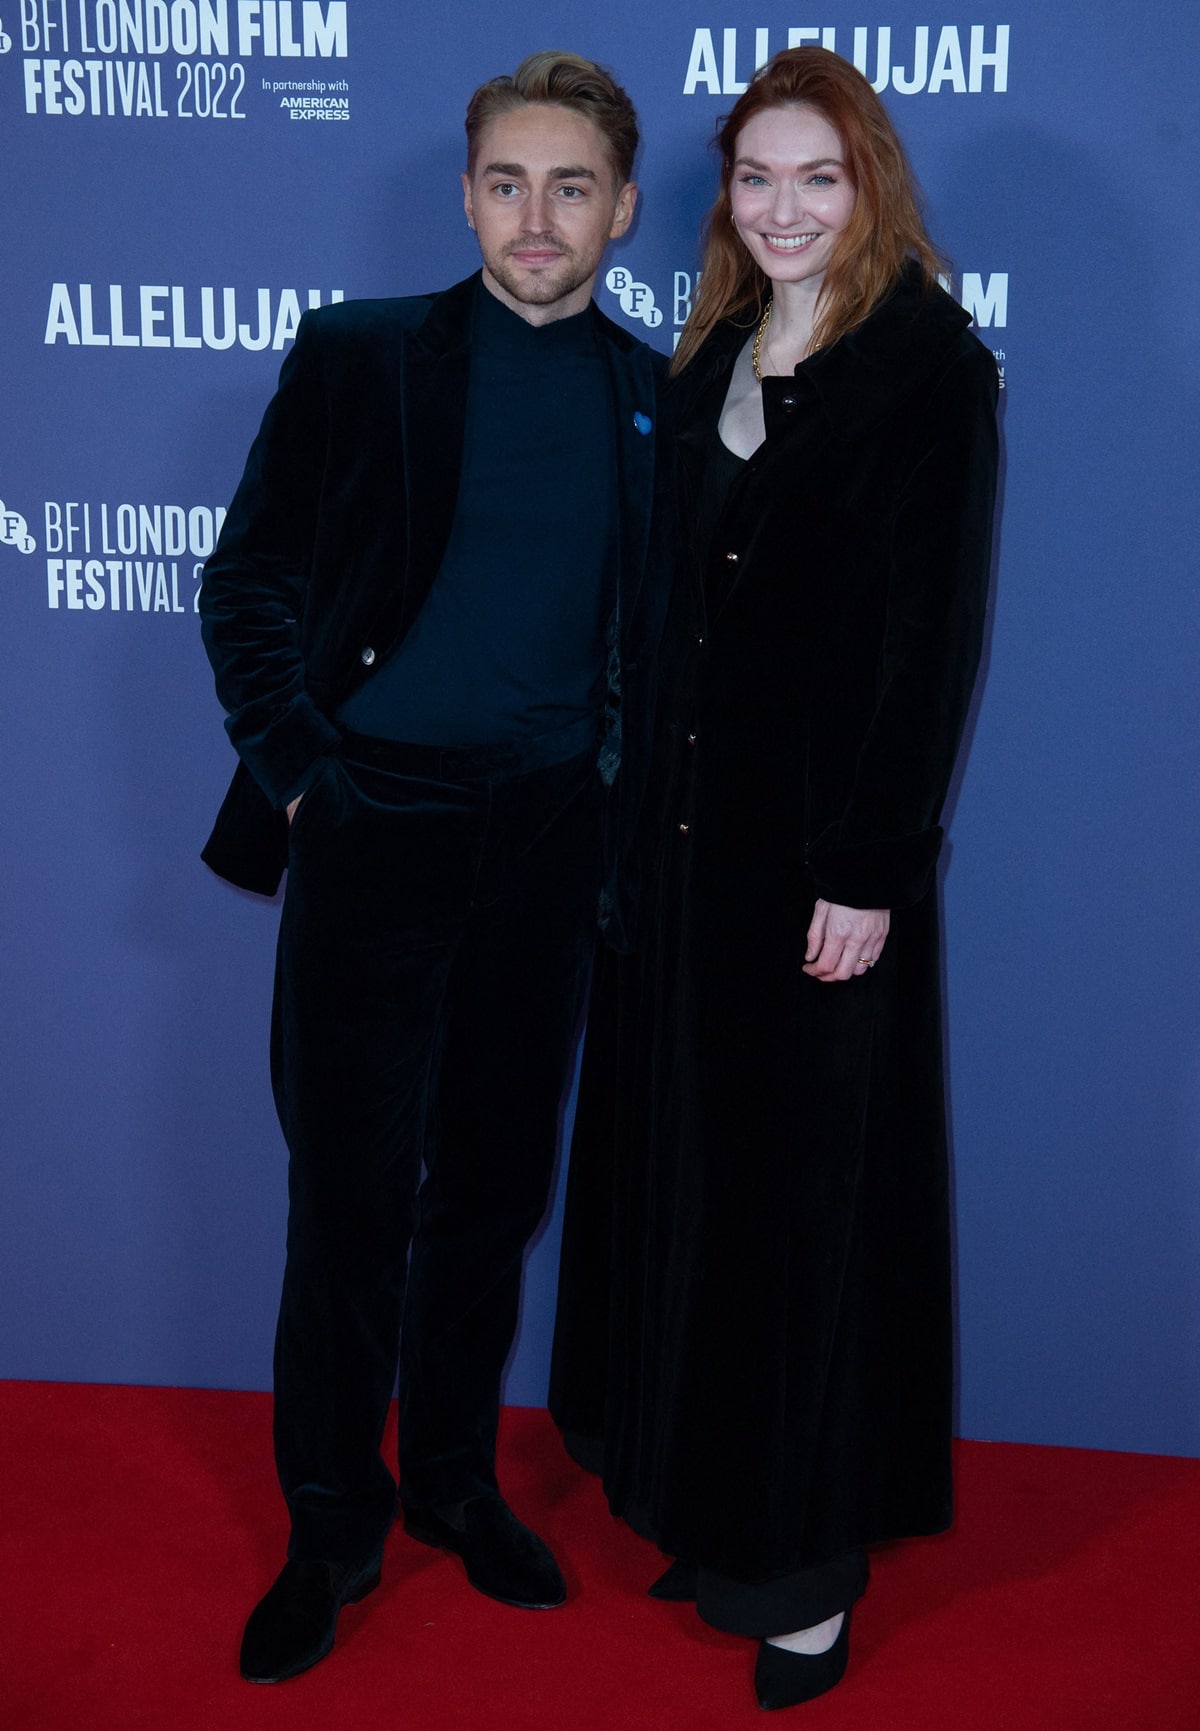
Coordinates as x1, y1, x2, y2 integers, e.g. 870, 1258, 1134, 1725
487, 241, 596, 309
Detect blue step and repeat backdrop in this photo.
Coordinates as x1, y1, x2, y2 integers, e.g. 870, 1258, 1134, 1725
1, 4, 1197, 1456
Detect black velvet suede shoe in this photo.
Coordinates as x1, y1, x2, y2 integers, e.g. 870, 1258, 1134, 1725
239, 1552, 383, 1684
402, 1495, 566, 1608
647, 1559, 699, 1601
753, 1609, 852, 1710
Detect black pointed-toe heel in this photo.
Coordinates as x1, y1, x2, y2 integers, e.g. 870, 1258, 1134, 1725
647, 1559, 699, 1601
753, 1608, 852, 1710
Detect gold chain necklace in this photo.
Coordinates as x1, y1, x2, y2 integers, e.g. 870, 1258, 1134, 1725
751, 300, 772, 381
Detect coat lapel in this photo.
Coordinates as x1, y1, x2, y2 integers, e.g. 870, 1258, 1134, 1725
593, 305, 659, 638
397, 274, 476, 638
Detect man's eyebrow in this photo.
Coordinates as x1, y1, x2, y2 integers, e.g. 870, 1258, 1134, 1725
482, 161, 600, 182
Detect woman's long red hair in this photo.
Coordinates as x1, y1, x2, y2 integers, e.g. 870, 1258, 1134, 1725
672, 47, 942, 376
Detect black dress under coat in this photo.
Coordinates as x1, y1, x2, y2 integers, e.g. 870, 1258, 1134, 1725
549, 268, 1000, 1583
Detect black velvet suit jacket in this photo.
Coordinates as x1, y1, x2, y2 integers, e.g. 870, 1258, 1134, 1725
200, 273, 674, 945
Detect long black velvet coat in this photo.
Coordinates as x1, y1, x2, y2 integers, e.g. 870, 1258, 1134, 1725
550, 269, 999, 1580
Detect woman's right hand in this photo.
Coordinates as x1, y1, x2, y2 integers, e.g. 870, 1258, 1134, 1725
803, 899, 890, 982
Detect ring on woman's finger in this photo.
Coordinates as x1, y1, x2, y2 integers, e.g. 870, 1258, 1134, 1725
856, 956, 871, 969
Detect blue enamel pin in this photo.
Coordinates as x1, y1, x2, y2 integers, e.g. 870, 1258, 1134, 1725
633, 411, 653, 435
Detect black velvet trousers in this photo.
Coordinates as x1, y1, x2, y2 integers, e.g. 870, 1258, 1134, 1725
270, 727, 602, 1564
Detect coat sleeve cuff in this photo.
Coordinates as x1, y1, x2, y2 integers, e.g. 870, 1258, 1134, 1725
200, 759, 289, 896
224, 698, 343, 810
807, 824, 944, 910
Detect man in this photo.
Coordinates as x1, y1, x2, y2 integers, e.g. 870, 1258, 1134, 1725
199, 51, 672, 1684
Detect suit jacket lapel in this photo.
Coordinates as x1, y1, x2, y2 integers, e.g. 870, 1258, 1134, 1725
397, 274, 476, 638
594, 307, 658, 639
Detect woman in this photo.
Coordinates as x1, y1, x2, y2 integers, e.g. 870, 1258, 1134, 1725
550, 47, 1000, 1709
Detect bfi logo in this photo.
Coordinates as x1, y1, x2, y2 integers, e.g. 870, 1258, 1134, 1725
1, 499, 37, 553
605, 268, 664, 329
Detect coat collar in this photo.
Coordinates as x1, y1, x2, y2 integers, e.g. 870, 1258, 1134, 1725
683, 263, 975, 445
411, 269, 649, 362
408, 271, 476, 356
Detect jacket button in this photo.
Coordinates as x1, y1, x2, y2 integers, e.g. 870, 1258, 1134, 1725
678, 823, 690, 835
781, 395, 797, 409
696, 635, 704, 646
360, 647, 376, 666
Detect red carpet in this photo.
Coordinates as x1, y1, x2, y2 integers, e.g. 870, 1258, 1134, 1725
1, 1381, 1196, 1730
